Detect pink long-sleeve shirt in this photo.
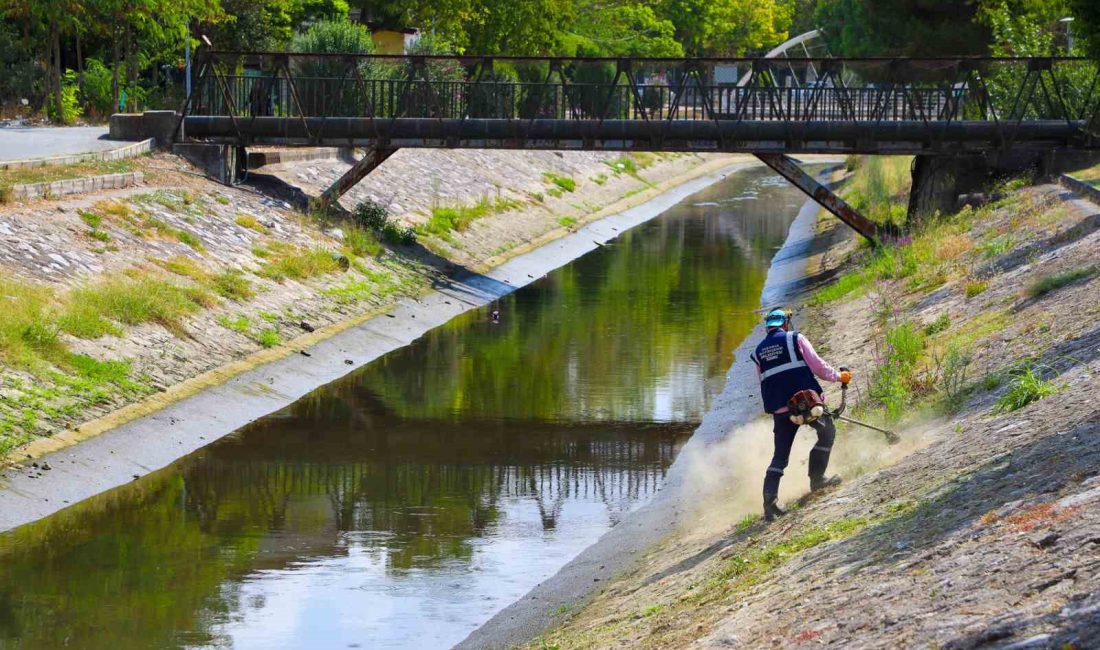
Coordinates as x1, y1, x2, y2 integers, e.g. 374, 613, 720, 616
754, 332, 840, 414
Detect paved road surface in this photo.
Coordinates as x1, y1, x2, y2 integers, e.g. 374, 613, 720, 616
0, 126, 117, 162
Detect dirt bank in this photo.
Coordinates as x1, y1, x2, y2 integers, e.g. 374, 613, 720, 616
0, 155, 766, 533
0, 149, 738, 465
526, 182, 1100, 649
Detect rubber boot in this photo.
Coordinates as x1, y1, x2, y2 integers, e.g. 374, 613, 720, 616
763, 495, 786, 522
810, 475, 842, 492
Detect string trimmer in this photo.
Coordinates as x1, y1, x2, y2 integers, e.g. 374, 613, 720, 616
786, 370, 900, 445
831, 381, 900, 444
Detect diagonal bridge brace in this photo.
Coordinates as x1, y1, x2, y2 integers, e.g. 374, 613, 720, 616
754, 153, 883, 244
318, 147, 398, 210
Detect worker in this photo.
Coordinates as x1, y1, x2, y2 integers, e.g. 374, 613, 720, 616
750, 308, 852, 522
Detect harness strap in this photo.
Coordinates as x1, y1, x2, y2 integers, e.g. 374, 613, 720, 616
760, 331, 808, 380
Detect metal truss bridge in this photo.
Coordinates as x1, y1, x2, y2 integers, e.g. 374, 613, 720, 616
176, 53, 1100, 239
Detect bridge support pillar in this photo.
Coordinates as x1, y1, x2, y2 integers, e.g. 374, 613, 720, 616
907, 155, 970, 224
318, 148, 398, 210
755, 153, 883, 244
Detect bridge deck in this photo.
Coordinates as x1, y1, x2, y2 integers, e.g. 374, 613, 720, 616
179, 53, 1100, 153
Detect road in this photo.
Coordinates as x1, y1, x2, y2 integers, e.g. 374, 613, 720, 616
0, 126, 117, 162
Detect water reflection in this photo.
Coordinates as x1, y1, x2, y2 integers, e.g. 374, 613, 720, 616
0, 167, 805, 649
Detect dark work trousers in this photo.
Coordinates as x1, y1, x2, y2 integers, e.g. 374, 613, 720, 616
763, 413, 837, 498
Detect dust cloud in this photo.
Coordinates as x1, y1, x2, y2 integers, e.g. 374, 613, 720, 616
679, 415, 934, 539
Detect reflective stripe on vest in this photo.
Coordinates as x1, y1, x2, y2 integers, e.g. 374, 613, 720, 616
759, 331, 807, 380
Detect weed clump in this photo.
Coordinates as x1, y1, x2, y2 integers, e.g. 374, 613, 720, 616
542, 172, 577, 193
994, 364, 1061, 413
1026, 266, 1097, 299
258, 246, 344, 282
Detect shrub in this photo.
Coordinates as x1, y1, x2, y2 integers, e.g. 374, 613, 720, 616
994, 365, 1060, 413
933, 344, 972, 413
353, 199, 390, 231
382, 223, 417, 245
1026, 266, 1097, 299
47, 70, 82, 125
885, 321, 924, 370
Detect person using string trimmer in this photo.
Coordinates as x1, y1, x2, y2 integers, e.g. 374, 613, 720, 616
751, 308, 851, 522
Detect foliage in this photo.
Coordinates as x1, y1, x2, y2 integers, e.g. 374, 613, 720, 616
47, 70, 82, 124
1069, 0, 1100, 58
816, 0, 991, 56
654, 0, 791, 55
353, 199, 390, 231
994, 363, 1061, 412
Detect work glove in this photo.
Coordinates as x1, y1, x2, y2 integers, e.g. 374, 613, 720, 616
839, 367, 852, 385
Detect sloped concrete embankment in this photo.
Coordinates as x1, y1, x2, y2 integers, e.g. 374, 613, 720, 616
523, 183, 1100, 649
0, 157, 757, 534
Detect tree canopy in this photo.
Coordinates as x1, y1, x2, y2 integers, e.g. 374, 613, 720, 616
0, 0, 1096, 123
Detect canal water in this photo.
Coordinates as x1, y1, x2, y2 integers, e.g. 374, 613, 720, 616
0, 167, 805, 649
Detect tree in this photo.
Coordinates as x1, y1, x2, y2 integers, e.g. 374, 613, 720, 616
208, 0, 349, 51
563, 1, 683, 57
1068, 0, 1100, 57
814, 0, 991, 56
653, 0, 792, 56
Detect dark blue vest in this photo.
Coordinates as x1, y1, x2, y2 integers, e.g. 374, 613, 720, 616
752, 328, 824, 413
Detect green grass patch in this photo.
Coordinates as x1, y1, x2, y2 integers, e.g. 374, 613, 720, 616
175, 229, 205, 251
255, 328, 281, 348
1025, 266, 1097, 299
78, 211, 102, 229
558, 216, 577, 228
977, 233, 1017, 258
211, 270, 254, 301
923, 314, 951, 336
994, 364, 1061, 413
216, 314, 251, 334
844, 156, 912, 227
235, 214, 269, 234
344, 225, 383, 257
0, 159, 137, 194
712, 517, 872, 595
62, 276, 214, 337
258, 246, 343, 282
605, 156, 639, 177
964, 280, 988, 298
542, 172, 576, 193
809, 272, 871, 305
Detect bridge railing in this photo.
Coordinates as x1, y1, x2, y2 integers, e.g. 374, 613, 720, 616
186, 53, 1100, 124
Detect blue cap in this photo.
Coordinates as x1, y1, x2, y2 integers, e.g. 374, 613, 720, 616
764, 308, 788, 328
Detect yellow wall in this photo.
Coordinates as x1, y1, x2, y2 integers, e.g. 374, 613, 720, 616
372, 31, 408, 55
